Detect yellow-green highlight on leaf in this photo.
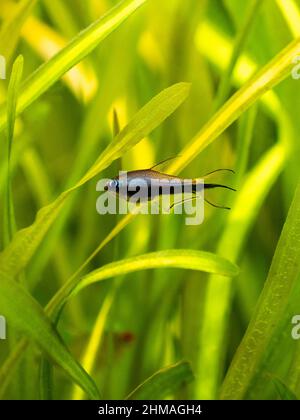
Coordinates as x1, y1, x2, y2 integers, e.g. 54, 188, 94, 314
40, 27, 298, 402
46, 248, 238, 323
1, 1, 299, 401
126, 361, 194, 400
0, 0, 147, 133
276, 0, 300, 37
213, 0, 262, 110
71, 249, 239, 298
44, 33, 300, 334
0, 274, 99, 400
79, 82, 190, 186
3, 55, 23, 247
167, 36, 300, 175
0, 247, 238, 397
71, 292, 114, 400
21, 15, 98, 103
187, 23, 294, 401
42, 0, 79, 39
195, 19, 282, 119
0, 340, 27, 398
0, 82, 189, 280
220, 178, 300, 399
71, 35, 299, 292
195, 141, 289, 400
0, 0, 37, 64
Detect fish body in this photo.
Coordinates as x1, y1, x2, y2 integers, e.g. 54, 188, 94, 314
104, 169, 234, 200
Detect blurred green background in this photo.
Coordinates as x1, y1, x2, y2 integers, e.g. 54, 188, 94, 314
1, 0, 300, 400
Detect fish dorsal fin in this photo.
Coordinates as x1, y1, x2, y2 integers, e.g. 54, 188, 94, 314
149, 155, 180, 170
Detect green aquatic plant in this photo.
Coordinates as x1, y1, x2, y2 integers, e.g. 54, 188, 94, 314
1, 0, 300, 400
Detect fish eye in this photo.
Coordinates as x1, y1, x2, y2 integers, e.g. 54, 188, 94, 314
110, 179, 119, 188
104, 179, 118, 191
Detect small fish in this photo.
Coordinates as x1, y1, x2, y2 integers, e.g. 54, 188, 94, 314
104, 159, 236, 210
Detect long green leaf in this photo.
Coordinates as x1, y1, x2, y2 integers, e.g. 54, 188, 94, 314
71, 291, 115, 400
167, 37, 300, 175
63, 36, 299, 310
0, 82, 190, 279
276, 0, 300, 37
0, 81, 190, 396
126, 361, 194, 400
0, 247, 238, 397
0, 0, 147, 133
77, 82, 190, 187
70, 26, 297, 401
3, 55, 23, 246
72, 249, 239, 297
46, 249, 239, 319
0, 0, 37, 63
220, 179, 300, 399
213, 0, 261, 110
0, 274, 99, 399
0, 340, 27, 398
36, 35, 297, 380
196, 140, 289, 399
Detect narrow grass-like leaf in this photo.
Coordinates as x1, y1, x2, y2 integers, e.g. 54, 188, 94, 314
234, 106, 257, 187
0, 0, 37, 63
65, 30, 297, 400
3, 55, 23, 246
113, 108, 121, 137
126, 361, 194, 400
42, 0, 79, 38
39, 357, 53, 400
72, 249, 239, 295
287, 339, 300, 394
33, 30, 297, 403
181, 16, 294, 399
0, 82, 189, 278
0, 0, 146, 133
271, 377, 298, 400
213, 0, 261, 110
196, 141, 289, 399
0, 192, 68, 278
1, 4, 299, 401
276, 0, 300, 37
220, 179, 300, 399
167, 37, 300, 175
0, 275, 99, 399
71, 292, 114, 400
64, 37, 299, 307
78, 83, 190, 186
0, 82, 190, 396
37, 36, 297, 351
48, 249, 239, 316
21, 16, 98, 102
0, 340, 27, 398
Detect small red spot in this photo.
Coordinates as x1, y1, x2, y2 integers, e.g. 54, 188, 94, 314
118, 331, 135, 343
